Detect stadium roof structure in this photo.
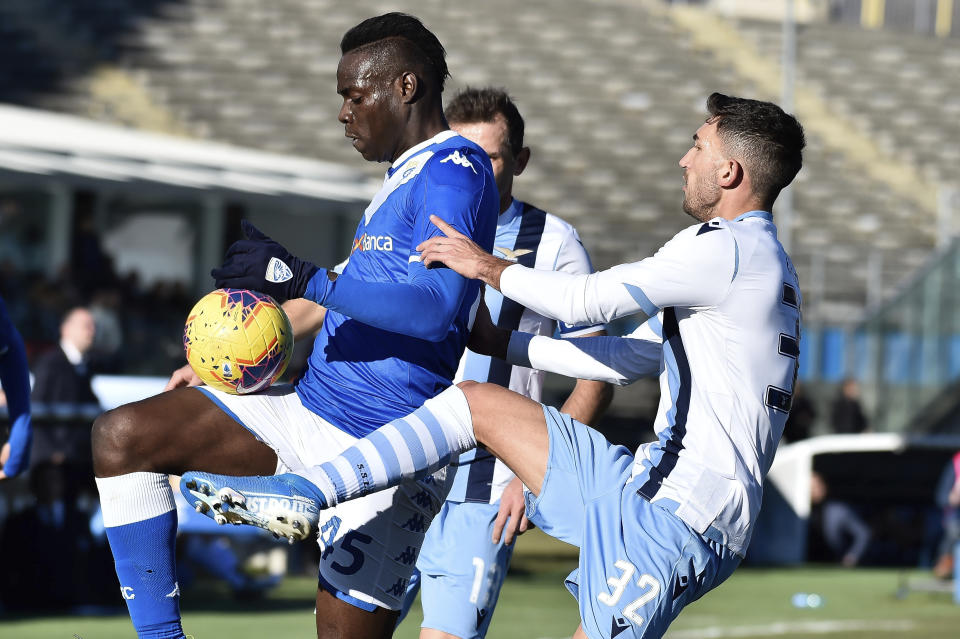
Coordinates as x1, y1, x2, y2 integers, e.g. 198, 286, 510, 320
0, 104, 378, 202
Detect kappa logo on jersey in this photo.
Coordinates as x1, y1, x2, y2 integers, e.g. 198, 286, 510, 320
439, 150, 477, 174
351, 233, 395, 254
265, 257, 293, 283
610, 616, 631, 638
494, 246, 534, 262
411, 490, 433, 508
120, 586, 135, 600
165, 582, 180, 598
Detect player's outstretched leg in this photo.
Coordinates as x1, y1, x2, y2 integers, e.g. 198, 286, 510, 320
180, 385, 476, 531
180, 381, 550, 534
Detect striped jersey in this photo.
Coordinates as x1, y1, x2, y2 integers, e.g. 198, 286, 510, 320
500, 211, 801, 555
446, 199, 602, 504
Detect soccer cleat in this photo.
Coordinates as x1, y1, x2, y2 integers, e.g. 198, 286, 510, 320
179, 472, 325, 542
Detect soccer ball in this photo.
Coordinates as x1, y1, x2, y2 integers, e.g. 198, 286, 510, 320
183, 289, 294, 394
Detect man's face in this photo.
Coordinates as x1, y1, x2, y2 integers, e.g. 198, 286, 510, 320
679, 120, 725, 222
62, 309, 95, 354
337, 50, 401, 163
451, 116, 517, 209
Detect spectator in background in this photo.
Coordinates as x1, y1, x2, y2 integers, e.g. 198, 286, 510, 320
933, 451, 960, 579
830, 377, 868, 434
782, 381, 816, 443
0, 294, 32, 479
809, 471, 872, 567
30, 307, 101, 499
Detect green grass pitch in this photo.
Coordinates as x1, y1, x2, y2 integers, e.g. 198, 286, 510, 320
2, 529, 958, 638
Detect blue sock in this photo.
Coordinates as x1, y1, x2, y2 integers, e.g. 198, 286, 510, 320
105, 511, 185, 639
97, 472, 185, 639
302, 385, 476, 505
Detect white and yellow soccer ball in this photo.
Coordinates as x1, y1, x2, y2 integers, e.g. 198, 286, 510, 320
183, 288, 293, 394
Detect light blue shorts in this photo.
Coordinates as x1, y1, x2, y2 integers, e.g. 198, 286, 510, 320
405, 500, 517, 638
526, 406, 741, 639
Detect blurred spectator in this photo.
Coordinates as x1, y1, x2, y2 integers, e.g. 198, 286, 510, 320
830, 377, 868, 434
809, 471, 872, 567
782, 382, 816, 443
30, 307, 102, 500
933, 451, 960, 579
89, 288, 124, 371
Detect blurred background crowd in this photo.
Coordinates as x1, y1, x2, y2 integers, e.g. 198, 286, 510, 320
1, 0, 959, 615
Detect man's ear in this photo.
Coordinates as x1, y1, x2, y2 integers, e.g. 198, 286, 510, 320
399, 71, 419, 104
718, 158, 743, 189
514, 147, 531, 176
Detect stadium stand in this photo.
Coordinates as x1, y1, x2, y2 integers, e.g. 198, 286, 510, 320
0, 0, 957, 420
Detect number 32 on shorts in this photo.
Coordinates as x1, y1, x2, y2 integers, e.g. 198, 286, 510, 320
597, 559, 661, 626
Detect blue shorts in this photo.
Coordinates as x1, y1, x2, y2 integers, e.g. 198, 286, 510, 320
526, 406, 741, 639
407, 500, 516, 638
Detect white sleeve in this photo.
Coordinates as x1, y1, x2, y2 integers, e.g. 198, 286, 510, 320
505, 317, 663, 385
553, 227, 606, 337
499, 221, 737, 325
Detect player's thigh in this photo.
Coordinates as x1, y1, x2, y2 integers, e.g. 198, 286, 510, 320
418, 501, 516, 639
316, 470, 451, 613
315, 586, 399, 639
524, 406, 634, 548
460, 381, 549, 494
91, 386, 276, 477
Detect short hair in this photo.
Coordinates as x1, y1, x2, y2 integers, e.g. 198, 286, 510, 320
340, 13, 449, 91
706, 92, 806, 203
445, 87, 525, 156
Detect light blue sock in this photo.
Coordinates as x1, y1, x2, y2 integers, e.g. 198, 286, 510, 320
97, 473, 185, 639
302, 385, 476, 505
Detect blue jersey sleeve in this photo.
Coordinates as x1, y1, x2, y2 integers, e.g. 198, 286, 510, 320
305, 145, 496, 342
0, 297, 31, 477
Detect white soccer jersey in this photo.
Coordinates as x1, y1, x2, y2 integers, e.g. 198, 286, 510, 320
502, 211, 800, 555
446, 199, 603, 504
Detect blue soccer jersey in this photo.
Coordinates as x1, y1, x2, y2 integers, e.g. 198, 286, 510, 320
296, 131, 498, 437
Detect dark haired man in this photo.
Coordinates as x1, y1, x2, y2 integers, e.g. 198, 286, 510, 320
400, 87, 612, 639
93, 13, 497, 639
185, 93, 804, 639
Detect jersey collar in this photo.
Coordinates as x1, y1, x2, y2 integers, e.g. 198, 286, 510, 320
733, 210, 773, 223
498, 198, 524, 224
387, 130, 459, 177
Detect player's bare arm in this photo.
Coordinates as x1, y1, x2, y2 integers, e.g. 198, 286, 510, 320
418, 214, 511, 289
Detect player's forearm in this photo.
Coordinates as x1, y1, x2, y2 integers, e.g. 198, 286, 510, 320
560, 379, 613, 427
315, 269, 468, 342
505, 332, 660, 385
499, 264, 647, 326
0, 331, 32, 477
282, 298, 327, 341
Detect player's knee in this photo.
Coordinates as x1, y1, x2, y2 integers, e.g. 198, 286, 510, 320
455, 380, 496, 442
92, 405, 144, 476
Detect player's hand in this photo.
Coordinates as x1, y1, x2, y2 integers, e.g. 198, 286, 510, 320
164, 363, 204, 391
468, 295, 509, 360
492, 476, 531, 546
418, 215, 511, 288
212, 220, 320, 300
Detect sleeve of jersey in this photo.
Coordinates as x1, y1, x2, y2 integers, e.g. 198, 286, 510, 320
499, 223, 737, 325
554, 227, 605, 338
505, 317, 663, 385
0, 303, 32, 477
311, 150, 491, 342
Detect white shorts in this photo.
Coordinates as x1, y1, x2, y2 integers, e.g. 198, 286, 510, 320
197, 385, 451, 611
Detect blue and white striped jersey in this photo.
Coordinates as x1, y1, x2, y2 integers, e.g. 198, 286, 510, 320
446, 199, 602, 504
